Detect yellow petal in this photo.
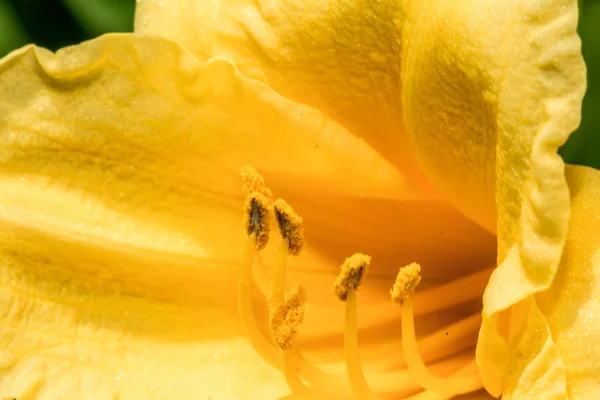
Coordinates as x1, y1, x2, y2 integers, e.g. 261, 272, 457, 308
479, 0, 585, 313
403, 0, 585, 235
479, 165, 600, 399
136, 0, 586, 388
0, 31, 415, 281
134, 0, 439, 198
135, 0, 583, 232
0, 33, 496, 396
500, 297, 567, 399
535, 164, 600, 398
466, 0, 585, 393
139, 2, 586, 395
0, 33, 416, 397
0, 227, 288, 398
141, 2, 585, 395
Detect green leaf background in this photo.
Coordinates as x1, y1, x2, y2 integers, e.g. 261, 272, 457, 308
0, 0, 597, 168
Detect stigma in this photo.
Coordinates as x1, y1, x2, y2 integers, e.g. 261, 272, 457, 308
237, 166, 484, 399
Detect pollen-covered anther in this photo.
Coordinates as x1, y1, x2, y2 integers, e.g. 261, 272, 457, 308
274, 199, 305, 256
270, 286, 307, 350
391, 262, 422, 304
334, 253, 371, 301
244, 192, 271, 250
240, 165, 273, 199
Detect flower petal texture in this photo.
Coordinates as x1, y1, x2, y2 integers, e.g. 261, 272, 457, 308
0, 33, 421, 398
492, 165, 600, 399
398, 0, 586, 395
135, 0, 587, 395
135, 0, 439, 199
534, 164, 600, 399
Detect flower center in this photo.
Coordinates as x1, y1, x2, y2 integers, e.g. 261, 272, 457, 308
237, 166, 485, 399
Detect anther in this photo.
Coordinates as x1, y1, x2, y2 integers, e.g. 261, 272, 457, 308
391, 262, 422, 304
333, 253, 371, 301
271, 286, 307, 351
240, 165, 273, 199
274, 199, 305, 256
244, 192, 271, 251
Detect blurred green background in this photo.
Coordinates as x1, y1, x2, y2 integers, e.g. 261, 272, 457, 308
0, 0, 598, 169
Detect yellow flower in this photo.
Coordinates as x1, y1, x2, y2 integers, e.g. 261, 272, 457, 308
0, 0, 597, 398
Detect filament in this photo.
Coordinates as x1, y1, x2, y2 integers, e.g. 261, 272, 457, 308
270, 239, 349, 393
282, 350, 319, 399
345, 288, 381, 400
269, 239, 290, 308
404, 359, 481, 400
238, 234, 281, 369
402, 296, 482, 396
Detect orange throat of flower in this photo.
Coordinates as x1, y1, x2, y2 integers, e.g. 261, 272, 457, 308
237, 166, 484, 399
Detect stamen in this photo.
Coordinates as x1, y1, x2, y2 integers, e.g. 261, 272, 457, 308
274, 199, 305, 256
268, 200, 306, 350
268, 198, 348, 396
345, 288, 381, 400
268, 238, 290, 329
334, 254, 380, 400
244, 192, 271, 251
333, 253, 371, 301
393, 263, 482, 397
269, 198, 305, 316
240, 165, 273, 199
238, 191, 280, 369
238, 233, 281, 369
